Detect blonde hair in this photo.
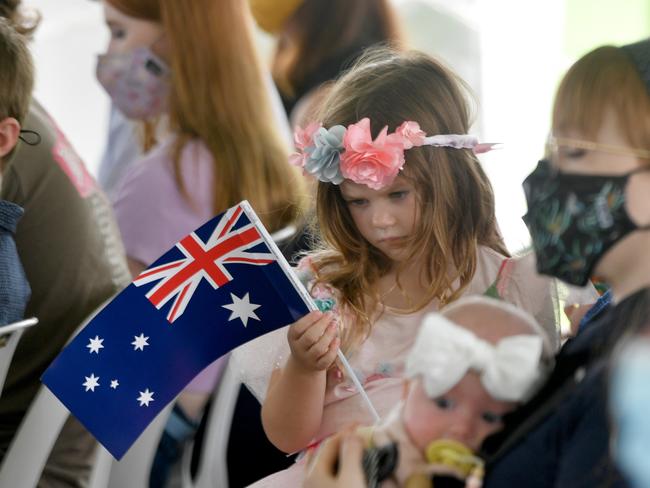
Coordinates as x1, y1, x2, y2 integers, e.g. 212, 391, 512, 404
0, 17, 33, 123
553, 45, 650, 165
106, 0, 305, 232
308, 49, 508, 353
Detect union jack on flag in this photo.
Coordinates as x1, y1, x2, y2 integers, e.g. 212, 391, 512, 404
42, 201, 311, 459
134, 205, 275, 323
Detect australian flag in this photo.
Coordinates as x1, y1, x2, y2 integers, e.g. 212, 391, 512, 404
42, 201, 311, 459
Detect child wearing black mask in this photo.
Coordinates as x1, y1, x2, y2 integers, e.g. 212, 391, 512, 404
482, 39, 650, 488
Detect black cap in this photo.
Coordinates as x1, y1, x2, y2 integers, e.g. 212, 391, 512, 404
621, 38, 650, 96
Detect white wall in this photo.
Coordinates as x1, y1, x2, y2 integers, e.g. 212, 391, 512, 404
24, 0, 109, 176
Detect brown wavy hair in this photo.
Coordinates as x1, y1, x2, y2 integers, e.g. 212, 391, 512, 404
106, 0, 305, 232
0, 17, 33, 123
308, 49, 508, 353
553, 45, 650, 163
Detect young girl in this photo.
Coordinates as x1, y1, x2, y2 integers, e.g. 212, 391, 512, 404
235, 48, 591, 486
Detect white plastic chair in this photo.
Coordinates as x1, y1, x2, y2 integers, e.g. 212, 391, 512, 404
0, 318, 38, 394
0, 307, 106, 487
0, 385, 69, 488
88, 445, 113, 488
180, 360, 241, 488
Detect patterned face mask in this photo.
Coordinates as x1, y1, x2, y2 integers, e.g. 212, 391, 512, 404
96, 46, 170, 120
522, 159, 650, 286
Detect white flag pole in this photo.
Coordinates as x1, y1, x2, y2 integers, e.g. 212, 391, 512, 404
242, 201, 381, 424
335, 349, 380, 422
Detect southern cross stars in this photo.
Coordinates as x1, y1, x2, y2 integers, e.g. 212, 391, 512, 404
83, 374, 100, 392
80, 334, 155, 400
222, 292, 261, 327
86, 336, 104, 354
131, 333, 150, 351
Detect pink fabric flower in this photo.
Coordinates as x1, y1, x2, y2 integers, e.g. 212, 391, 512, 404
340, 118, 405, 190
289, 122, 322, 167
395, 121, 426, 149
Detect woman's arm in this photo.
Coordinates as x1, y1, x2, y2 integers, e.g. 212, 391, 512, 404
261, 310, 339, 453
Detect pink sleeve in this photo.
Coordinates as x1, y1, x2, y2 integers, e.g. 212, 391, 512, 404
111, 140, 215, 267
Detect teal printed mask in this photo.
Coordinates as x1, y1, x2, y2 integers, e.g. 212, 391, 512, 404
522, 160, 650, 286
611, 339, 650, 488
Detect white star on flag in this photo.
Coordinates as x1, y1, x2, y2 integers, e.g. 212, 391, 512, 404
131, 333, 150, 351
83, 374, 100, 392
137, 389, 154, 407
86, 336, 104, 354
110, 380, 119, 389
222, 292, 261, 327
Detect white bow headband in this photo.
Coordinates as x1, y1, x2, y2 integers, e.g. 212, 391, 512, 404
406, 313, 545, 402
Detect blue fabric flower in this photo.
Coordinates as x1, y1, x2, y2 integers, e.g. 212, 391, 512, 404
314, 297, 336, 313
304, 125, 345, 184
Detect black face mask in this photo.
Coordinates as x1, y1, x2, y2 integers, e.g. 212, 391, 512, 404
522, 159, 650, 286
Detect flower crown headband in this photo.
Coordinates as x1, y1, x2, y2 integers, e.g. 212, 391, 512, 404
290, 117, 498, 190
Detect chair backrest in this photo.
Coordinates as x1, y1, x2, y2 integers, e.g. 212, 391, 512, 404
0, 309, 103, 487
0, 318, 38, 394
88, 446, 113, 488
106, 403, 174, 488
181, 359, 241, 488
0, 386, 69, 488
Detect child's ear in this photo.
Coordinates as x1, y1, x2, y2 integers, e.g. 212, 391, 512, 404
0, 117, 21, 159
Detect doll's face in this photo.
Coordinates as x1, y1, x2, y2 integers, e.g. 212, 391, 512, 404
402, 375, 516, 453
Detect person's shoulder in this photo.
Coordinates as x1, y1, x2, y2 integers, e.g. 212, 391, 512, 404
125, 136, 213, 194
3, 100, 97, 202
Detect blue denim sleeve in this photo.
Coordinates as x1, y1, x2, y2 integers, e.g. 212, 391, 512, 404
578, 289, 613, 334
0, 200, 31, 326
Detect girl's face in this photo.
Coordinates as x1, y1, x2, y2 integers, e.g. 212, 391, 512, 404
102, 1, 164, 56
403, 375, 515, 453
339, 175, 418, 263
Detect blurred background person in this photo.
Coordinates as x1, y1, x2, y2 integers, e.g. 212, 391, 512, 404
97, 0, 305, 485
0, 16, 31, 328
611, 316, 650, 488
251, 0, 404, 126
0, 2, 131, 486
